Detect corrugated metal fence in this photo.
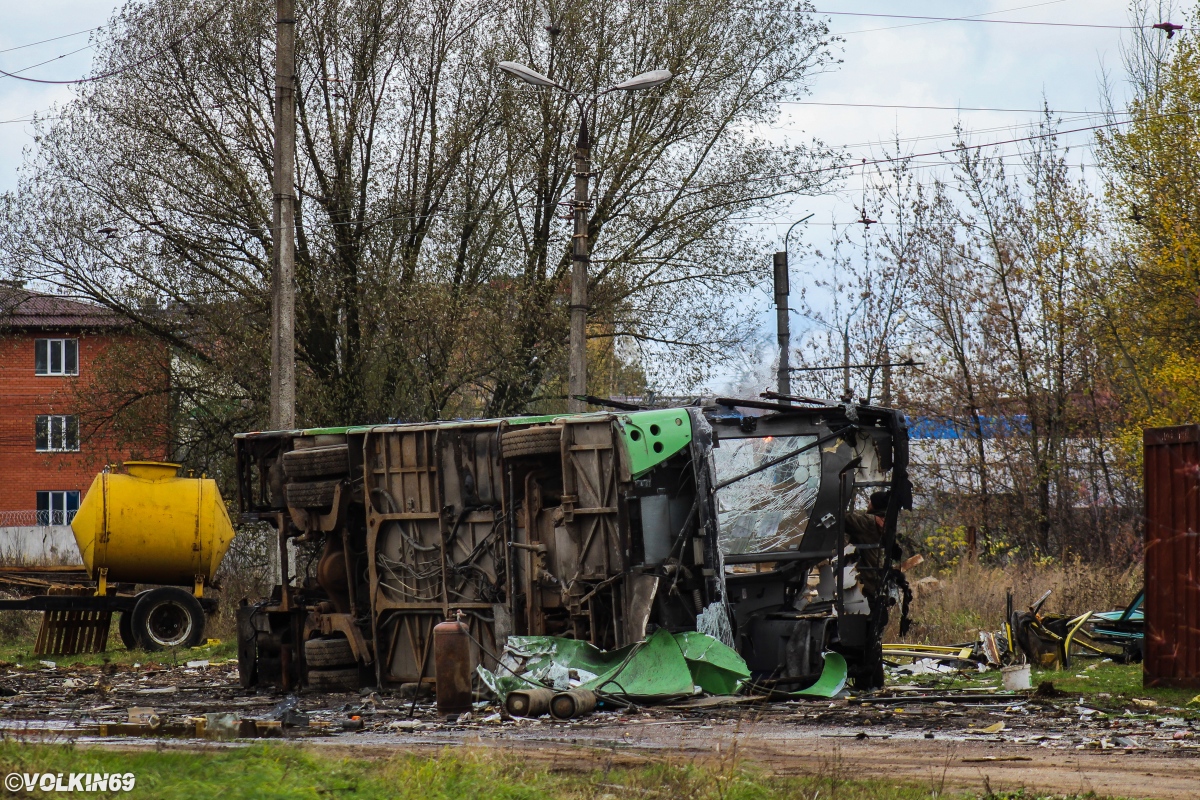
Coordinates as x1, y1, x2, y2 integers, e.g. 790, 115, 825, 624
1143, 425, 1200, 688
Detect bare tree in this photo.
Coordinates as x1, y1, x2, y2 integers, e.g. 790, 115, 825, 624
797, 121, 1135, 560
1, 0, 842, 475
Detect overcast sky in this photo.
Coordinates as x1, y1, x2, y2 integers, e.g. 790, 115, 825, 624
0, 0, 1162, 389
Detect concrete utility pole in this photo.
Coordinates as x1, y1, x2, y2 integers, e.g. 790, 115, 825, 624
772, 251, 790, 399
567, 119, 592, 414
496, 59, 670, 414
270, 0, 297, 430
842, 323, 851, 400
773, 214, 810, 404
881, 342, 892, 406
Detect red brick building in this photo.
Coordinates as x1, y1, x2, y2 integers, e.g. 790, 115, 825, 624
0, 287, 168, 527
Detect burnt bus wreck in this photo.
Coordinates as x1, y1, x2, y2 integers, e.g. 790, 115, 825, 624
234, 397, 911, 694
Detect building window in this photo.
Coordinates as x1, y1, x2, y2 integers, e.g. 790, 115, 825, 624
36, 491, 79, 526
35, 415, 79, 452
35, 339, 79, 376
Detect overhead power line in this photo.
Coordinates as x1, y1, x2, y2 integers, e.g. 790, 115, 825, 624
623, 109, 1184, 199
811, 8, 1150, 31
781, 100, 1095, 114
0, 6, 225, 85
0, 25, 105, 55
4, 44, 94, 78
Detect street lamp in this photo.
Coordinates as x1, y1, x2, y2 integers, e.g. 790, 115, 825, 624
498, 60, 671, 413
772, 213, 813, 401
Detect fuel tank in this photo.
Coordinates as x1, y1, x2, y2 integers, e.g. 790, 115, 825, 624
70, 461, 236, 587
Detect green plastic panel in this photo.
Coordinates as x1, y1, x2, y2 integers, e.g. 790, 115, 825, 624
620, 409, 693, 477
476, 629, 750, 701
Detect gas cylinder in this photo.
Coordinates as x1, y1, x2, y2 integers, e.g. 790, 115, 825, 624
433, 613, 473, 715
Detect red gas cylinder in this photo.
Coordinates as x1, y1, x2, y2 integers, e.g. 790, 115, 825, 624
433, 613, 473, 715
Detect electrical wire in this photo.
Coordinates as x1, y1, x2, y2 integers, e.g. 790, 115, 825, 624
3, 44, 95, 78
0, 5, 225, 85
780, 100, 1094, 114
620, 109, 1176, 199
0, 25, 105, 55
810, 8, 1147, 31
0, 114, 58, 125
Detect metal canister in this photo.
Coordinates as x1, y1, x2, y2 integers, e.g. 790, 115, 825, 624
433, 614, 473, 714
549, 688, 597, 720
505, 687, 554, 718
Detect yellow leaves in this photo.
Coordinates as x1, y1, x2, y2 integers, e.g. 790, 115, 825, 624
1097, 25, 1200, 442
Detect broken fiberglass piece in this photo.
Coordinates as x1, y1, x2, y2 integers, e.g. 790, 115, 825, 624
478, 629, 850, 702
478, 629, 748, 702
783, 651, 848, 698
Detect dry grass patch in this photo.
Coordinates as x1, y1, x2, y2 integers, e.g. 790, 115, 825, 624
893, 558, 1141, 645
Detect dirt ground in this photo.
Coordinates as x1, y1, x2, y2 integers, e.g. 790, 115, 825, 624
2, 658, 1198, 799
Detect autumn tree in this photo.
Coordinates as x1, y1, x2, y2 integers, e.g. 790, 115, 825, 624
1096, 3, 1200, 439
796, 122, 1136, 560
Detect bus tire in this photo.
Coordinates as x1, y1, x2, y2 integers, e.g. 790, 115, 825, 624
501, 426, 563, 458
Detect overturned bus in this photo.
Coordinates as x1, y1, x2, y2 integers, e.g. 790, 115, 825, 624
233, 396, 912, 693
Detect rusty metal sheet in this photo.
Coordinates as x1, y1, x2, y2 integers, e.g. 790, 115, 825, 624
1143, 425, 1200, 688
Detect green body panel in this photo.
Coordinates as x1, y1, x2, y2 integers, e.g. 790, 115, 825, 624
785, 652, 848, 698
237, 414, 588, 440
238, 409, 694, 481
620, 408, 693, 478
674, 631, 752, 695
477, 629, 748, 701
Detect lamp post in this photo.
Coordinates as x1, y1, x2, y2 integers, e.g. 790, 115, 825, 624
772, 213, 813, 401
498, 60, 671, 413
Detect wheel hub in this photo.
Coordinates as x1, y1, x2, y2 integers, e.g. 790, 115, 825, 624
147, 601, 193, 647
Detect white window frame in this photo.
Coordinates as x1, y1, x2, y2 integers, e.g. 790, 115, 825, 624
35, 415, 80, 452
34, 338, 79, 376
36, 490, 79, 526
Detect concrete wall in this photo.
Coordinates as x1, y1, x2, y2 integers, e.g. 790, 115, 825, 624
0, 525, 82, 565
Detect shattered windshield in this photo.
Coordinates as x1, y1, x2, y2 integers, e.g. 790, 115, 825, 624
713, 434, 820, 554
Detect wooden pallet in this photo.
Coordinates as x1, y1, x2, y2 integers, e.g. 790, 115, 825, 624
34, 587, 111, 656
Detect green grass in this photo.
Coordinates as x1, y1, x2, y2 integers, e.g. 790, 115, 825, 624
1031, 660, 1199, 709
890, 660, 1199, 713
0, 743, 1122, 800
0, 635, 236, 670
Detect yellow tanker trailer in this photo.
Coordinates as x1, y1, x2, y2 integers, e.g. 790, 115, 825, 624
0, 462, 236, 654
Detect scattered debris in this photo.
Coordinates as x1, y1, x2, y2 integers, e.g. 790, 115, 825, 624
127, 708, 160, 728
263, 695, 309, 728
1001, 664, 1031, 691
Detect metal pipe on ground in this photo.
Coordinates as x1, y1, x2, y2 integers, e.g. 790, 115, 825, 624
506, 687, 555, 718
550, 689, 597, 720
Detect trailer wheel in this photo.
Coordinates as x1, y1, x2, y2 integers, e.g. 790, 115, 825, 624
304, 635, 356, 668
285, 479, 341, 509
306, 666, 361, 692
500, 426, 563, 458
131, 587, 206, 651
282, 445, 350, 480
118, 611, 137, 650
